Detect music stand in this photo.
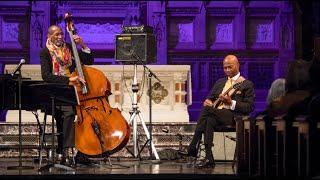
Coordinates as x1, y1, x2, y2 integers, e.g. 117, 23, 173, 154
28, 83, 79, 172
6, 68, 34, 170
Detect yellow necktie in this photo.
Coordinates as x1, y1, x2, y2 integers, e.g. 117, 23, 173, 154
217, 79, 232, 109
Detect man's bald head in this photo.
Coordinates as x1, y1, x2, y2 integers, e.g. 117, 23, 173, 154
47, 25, 62, 36
47, 25, 64, 47
223, 55, 240, 78
223, 55, 239, 66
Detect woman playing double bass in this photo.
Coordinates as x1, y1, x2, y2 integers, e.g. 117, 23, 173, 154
40, 24, 94, 165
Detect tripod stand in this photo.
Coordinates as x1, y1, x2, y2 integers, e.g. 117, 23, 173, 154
126, 64, 159, 160
7, 67, 34, 170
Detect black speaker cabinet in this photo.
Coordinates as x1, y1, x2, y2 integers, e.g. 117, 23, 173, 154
115, 33, 156, 63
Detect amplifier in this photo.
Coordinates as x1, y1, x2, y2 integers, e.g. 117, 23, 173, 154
115, 33, 156, 63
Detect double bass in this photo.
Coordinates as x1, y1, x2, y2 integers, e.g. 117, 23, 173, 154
64, 13, 130, 156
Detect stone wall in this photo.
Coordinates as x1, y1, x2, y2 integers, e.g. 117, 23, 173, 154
0, 1, 297, 121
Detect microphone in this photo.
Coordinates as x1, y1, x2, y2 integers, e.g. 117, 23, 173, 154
11, 59, 25, 76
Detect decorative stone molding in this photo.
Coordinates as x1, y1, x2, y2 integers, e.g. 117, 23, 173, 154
149, 82, 168, 104
166, 2, 204, 50
206, 6, 240, 50
167, 7, 200, 15
1, 15, 29, 49
207, 17, 235, 50
247, 17, 277, 49
2, 22, 19, 42
246, 7, 279, 16
0, 5, 29, 16
60, 1, 129, 6
76, 22, 122, 45
152, 12, 165, 47
57, 1, 129, 18
55, 2, 142, 51
206, 7, 240, 16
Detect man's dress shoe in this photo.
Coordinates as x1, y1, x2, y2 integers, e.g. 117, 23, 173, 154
195, 159, 216, 168
178, 150, 197, 158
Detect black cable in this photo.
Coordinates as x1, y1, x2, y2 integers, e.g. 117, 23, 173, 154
122, 65, 133, 104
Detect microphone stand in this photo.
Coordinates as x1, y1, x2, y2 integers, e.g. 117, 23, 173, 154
144, 64, 161, 162
132, 54, 161, 164
7, 67, 34, 170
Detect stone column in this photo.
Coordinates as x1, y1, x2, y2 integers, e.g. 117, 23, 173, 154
236, 2, 246, 50
147, 1, 167, 64
278, 1, 295, 78
29, 1, 50, 64
194, 1, 206, 49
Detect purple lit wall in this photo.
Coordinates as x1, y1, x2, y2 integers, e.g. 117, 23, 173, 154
0, 1, 298, 121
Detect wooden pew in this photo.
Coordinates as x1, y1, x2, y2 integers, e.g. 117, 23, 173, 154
235, 115, 256, 175
272, 115, 286, 176
293, 115, 309, 176
293, 116, 320, 176
255, 115, 276, 176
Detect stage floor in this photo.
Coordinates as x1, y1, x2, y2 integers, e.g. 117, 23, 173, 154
0, 157, 238, 179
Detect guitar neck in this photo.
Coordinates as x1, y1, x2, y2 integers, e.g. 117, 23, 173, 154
223, 86, 234, 96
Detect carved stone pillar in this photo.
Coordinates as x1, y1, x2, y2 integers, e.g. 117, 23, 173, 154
29, 1, 50, 64
124, 2, 141, 26
194, 1, 206, 49
147, 1, 167, 64
279, 1, 295, 78
236, 2, 246, 49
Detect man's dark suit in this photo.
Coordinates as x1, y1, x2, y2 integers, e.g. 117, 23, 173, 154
188, 77, 255, 163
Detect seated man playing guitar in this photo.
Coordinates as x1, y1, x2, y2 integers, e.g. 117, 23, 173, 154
181, 55, 255, 168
